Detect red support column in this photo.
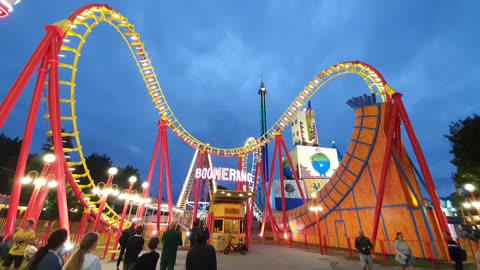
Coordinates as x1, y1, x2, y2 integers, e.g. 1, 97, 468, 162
3, 56, 50, 237
260, 135, 280, 240
29, 176, 56, 229
161, 121, 174, 222
46, 28, 70, 232
136, 120, 162, 219
371, 100, 399, 245
396, 95, 450, 232
192, 152, 205, 223
280, 138, 306, 202
0, 32, 54, 128
277, 138, 288, 240
93, 173, 116, 232
246, 158, 261, 248
77, 209, 90, 244
21, 162, 51, 226
313, 196, 324, 255
156, 128, 166, 232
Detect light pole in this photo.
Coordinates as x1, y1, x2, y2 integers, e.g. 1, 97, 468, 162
309, 193, 324, 255
92, 167, 118, 231
464, 184, 480, 217
20, 153, 56, 226
112, 175, 137, 260
136, 182, 149, 224
28, 174, 57, 229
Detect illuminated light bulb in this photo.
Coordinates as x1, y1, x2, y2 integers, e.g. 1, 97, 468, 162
48, 181, 58, 189
21, 177, 32, 184
108, 167, 118, 175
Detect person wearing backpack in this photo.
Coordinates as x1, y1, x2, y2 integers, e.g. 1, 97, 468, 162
117, 224, 135, 270
445, 232, 465, 270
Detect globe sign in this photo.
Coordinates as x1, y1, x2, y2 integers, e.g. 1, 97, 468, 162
282, 159, 293, 179
310, 152, 330, 176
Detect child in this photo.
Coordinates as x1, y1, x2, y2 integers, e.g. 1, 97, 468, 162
135, 237, 160, 270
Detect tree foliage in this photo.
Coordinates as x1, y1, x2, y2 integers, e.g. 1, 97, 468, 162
0, 133, 146, 221
445, 114, 480, 187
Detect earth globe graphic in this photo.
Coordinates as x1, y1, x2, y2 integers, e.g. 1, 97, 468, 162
283, 159, 293, 179
310, 152, 330, 176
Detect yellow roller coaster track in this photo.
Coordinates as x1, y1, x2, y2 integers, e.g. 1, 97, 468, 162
47, 4, 397, 227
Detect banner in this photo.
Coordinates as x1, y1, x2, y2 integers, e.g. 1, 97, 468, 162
273, 179, 307, 199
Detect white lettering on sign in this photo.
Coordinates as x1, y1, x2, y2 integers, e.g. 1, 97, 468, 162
195, 167, 253, 182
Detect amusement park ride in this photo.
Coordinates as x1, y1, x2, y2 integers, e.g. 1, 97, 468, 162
0, 3, 453, 260
0, 0, 20, 18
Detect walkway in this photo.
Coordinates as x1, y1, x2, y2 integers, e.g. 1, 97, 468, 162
101, 243, 440, 270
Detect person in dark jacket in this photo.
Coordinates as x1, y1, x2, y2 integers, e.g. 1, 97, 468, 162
117, 224, 136, 270
135, 237, 159, 270
355, 230, 374, 270
123, 226, 145, 270
445, 232, 464, 270
185, 228, 216, 270
188, 219, 200, 248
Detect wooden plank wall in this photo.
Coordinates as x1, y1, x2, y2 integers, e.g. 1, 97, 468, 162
272, 102, 449, 260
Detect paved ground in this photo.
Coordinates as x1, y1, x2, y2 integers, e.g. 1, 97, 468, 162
101, 243, 442, 270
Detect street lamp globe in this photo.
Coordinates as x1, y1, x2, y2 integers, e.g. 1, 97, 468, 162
142, 182, 149, 189
108, 167, 118, 176
43, 153, 56, 163
465, 183, 475, 192
128, 176, 137, 183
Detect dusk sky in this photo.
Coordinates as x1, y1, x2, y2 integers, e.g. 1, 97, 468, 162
0, 1, 478, 201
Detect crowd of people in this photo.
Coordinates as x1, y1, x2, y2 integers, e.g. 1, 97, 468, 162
0, 218, 217, 270
7, 218, 476, 270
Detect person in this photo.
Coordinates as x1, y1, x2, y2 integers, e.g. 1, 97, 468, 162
63, 232, 101, 270
26, 228, 68, 270
188, 219, 200, 248
185, 228, 216, 270
117, 224, 136, 270
160, 222, 182, 270
123, 226, 145, 270
200, 220, 210, 241
0, 235, 10, 263
355, 230, 374, 270
175, 225, 182, 247
394, 232, 414, 270
444, 232, 464, 270
135, 237, 159, 270
2, 218, 36, 270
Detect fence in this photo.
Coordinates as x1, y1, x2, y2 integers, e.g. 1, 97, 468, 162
254, 231, 479, 267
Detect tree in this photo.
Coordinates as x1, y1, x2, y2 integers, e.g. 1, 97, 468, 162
41, 184, 84, 221
445, 114, 480, 187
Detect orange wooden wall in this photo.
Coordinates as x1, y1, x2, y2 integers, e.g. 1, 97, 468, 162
271, 102, 449, 260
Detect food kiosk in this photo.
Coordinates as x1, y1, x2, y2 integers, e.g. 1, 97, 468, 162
209, 189, 256, 251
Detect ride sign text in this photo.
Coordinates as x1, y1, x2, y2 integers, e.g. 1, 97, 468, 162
195, 167, 253, 183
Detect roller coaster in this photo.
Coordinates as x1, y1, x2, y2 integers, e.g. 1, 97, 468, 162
0, 4, 452, 260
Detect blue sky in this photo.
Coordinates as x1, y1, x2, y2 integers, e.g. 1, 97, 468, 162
0, 1, 479, 201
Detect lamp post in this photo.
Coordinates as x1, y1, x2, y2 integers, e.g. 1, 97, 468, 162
28, 174, 57, 229
136, 182, 149, 225
20, 153, 55, 225
309, 193, 324, 255
92, 167, 118, 231
464, 184, 480, 217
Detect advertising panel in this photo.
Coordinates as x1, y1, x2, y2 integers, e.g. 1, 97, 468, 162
283, 145, 340, 179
